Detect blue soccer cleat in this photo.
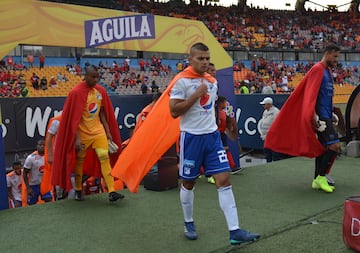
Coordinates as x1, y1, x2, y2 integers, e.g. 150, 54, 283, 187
184, 222, 198, 240
229, 228, 260, 245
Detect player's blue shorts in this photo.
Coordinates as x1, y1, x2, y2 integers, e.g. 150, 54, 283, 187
27, 184, 52, 205
178, 131, 231, 180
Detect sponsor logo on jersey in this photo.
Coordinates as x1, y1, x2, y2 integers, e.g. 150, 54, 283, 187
200, 93, 212, 110
88, 103, 98, 114
38, 165, 45, 174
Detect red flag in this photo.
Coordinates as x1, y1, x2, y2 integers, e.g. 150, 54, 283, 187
265, 62, 326, 157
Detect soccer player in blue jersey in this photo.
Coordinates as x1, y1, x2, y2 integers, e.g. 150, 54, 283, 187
265, 44, 341, 193
311, 44, 341, 193
169, 42, 260, 245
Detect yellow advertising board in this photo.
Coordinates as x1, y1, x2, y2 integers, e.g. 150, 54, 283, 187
0, 0, 232, 70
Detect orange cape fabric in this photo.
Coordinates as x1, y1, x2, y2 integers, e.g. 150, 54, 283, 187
111, 66, 215, 193
51, 82, 122, 191
41, 114, 62, 195
21, 177, 28, 207
133, 103, 154, 133
264, 62, 326, 157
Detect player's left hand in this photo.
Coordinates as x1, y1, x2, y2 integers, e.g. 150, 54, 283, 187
108, 140, 119, 154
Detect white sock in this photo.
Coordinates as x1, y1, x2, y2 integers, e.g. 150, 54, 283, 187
218, 185, 239, 231
180, 184, 194, 223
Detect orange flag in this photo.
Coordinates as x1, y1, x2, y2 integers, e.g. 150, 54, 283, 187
41, 115, 61, 195
111, 66, 215, 193
21, 179, 28, 207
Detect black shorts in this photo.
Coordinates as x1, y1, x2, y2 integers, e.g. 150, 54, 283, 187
317, 118, 339, 145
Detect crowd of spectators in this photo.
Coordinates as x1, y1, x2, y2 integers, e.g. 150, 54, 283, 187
0, 67, 28, 97
0, 56, 75, 97
1, 53, 178, 97
234, 58, 360, 94
2, 53, 358, 98
116, 0, 360, 51
28, 71, 67, 92
3, 0, 360, 97
92, 55, 174, 94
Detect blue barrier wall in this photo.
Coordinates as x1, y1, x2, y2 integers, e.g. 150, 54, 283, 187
1, 94, 290, 168
0, 109, 9, 210
234, 94, 289, 150
2, 95, 152, 168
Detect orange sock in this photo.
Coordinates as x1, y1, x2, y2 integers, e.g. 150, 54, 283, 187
226, 150, 235, 169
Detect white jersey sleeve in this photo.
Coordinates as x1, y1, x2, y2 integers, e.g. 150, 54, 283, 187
48, 119, 60, 135
6, 174, 11, 188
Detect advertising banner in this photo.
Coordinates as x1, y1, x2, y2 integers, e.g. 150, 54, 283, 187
2, 96, 152, 154
2, 95, 289, 168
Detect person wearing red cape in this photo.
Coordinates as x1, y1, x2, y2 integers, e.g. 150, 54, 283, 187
265, 44, 341, 193
51, 65, 124, 202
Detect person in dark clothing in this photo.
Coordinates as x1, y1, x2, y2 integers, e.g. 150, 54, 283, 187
151, 80, 159, 93
141, 82, 148, 94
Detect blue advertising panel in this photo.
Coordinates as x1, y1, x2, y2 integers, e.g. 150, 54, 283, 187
234, 94, 289, 150
217, 67, 241, 166
2, 94, 290, 168
0, 100, 17, 152
0, 107, 9, 210
1, 95, 152, 167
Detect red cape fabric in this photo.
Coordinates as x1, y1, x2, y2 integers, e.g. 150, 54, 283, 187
51, 82, 122, 191
111, 66, 215, 193
264, 62, 326, 157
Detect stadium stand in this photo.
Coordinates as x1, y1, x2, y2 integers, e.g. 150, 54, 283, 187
2, 0, 358, 102
1, 57, 357, 100
23, 66, 82, 97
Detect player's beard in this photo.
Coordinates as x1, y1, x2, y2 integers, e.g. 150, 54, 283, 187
327, 59, 336, 68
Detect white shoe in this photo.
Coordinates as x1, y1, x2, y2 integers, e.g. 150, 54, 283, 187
325, 174, 335, 186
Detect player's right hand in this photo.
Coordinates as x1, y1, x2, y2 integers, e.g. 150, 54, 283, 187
74, 136, 82, 152
197, 83, 208, 97
27, 187, 34, 197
